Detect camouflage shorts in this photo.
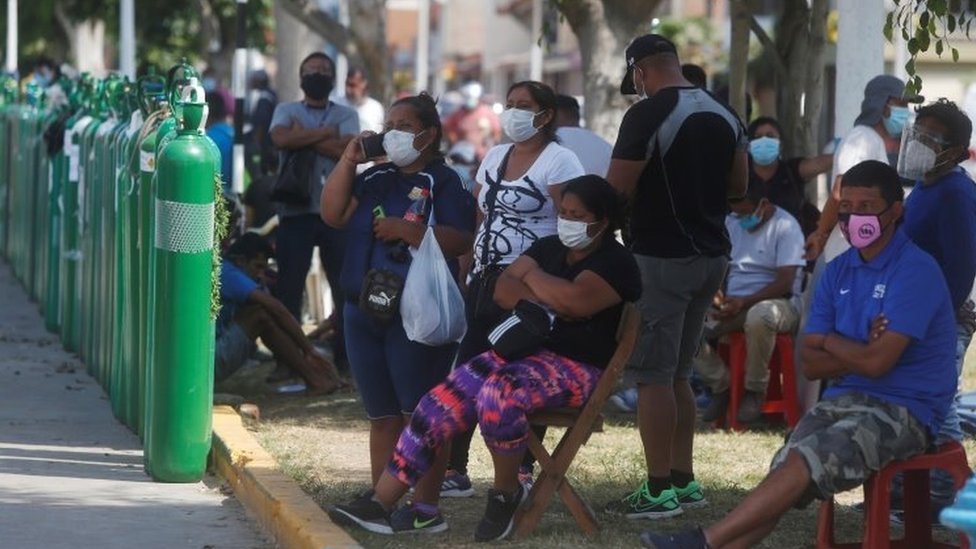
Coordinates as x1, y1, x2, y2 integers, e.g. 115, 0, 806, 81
769, 392, 928, 508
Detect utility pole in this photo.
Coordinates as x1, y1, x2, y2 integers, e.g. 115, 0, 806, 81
529, 0, 543, 81
5, 0, 16, 75
119, 0, 135, 79
415, 0, 430, 94
232, 0, 247, 194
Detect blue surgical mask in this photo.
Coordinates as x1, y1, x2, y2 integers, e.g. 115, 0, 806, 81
736, 205, 763, 230
749, 137, 780, 166
883, 106, 911, 137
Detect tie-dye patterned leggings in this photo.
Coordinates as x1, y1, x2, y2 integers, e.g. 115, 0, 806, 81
387, 348, 602, 487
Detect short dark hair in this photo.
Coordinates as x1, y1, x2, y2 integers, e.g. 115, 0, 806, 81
681, 64, 707, 88
841, 160, 904, 206
346, 66, 368, 80
507, 80, 559, 143
915, 98, 972, 150
226, 233, 274, 261
555, 94, 580, 120
744, 178, 768, 205
747, 116, 783, 140
391, 92, 444, 156
561, 175, 625, 234
299, 52, 335, 77
207, 91, 227, 120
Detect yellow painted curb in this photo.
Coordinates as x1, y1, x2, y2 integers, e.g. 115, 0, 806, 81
210, 405, 362, 549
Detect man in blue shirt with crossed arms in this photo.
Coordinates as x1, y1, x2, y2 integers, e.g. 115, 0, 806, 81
640, 160, 958, 549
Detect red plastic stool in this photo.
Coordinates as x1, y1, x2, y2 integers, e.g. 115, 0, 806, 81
716, 332, 801, 431
816, 441, 971, 549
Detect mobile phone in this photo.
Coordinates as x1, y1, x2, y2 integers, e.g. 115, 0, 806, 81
361, 133, 386, 159
372, 205, 386, 219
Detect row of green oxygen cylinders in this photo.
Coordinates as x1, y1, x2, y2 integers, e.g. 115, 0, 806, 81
0, 62, 224, 483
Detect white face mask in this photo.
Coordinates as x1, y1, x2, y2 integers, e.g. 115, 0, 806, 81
500, 108, 541, 142
557, 217, 601, 250
383, 129, 426, 167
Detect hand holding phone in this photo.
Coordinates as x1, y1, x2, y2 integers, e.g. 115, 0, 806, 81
361, 133, 386, 159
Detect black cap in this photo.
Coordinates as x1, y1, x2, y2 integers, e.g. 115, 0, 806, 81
620, 34, 678, 95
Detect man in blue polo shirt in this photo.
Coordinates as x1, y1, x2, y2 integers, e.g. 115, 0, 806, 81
639, 160, 957, 549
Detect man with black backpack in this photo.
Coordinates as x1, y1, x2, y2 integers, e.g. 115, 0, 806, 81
269, 52, 360, 367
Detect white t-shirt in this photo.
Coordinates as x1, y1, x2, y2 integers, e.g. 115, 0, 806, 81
335, 95, 385, 134
473, 142, 585, 271
555, 126, 612, 177
726, 207, 806, 312
824, 124, 889, 262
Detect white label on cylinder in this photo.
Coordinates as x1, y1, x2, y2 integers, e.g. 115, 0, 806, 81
140, 150, 155, 173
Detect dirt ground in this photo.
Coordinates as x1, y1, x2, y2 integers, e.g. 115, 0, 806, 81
218, 353, 974, 549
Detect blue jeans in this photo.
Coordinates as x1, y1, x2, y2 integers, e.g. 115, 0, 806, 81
929, 321, 974, 505
274, 214, 346, 348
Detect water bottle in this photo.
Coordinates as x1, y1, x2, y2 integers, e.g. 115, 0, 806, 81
389, 187, 431, 263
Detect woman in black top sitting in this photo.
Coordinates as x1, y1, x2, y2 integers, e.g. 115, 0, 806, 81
328, 175, 641, 541
748, 116, 833, 236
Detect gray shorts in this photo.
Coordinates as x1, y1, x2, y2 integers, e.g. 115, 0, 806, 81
215, 323, 256, 382
770, 392, 928, 507
631, 254, 727, 385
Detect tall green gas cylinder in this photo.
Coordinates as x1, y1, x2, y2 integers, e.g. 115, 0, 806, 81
61, 108, 95, 353
146, 78, 217, 482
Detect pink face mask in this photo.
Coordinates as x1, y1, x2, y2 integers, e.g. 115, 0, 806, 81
840, 212, 885, 249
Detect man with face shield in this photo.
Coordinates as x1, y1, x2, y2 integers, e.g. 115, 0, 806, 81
806, 75, 922, 262
894, 99, 976, 517
269, 52, 361, 371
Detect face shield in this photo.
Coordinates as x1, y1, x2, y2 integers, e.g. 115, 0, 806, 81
897, 124, 946, 181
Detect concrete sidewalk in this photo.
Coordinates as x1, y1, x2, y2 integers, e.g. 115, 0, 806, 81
0, 262, 272, 549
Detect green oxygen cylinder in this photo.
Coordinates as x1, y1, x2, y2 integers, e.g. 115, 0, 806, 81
61, 110, 94, 353
147, 78, 217, 482
117, 97, 144, 432
137, 112, 161, 441
44, 105, 66, 333
78, 111, 103, 367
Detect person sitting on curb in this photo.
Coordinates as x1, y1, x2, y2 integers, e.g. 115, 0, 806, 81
639, 160, 957, 549
215, 233, 342, 394
697, 179, 805, 425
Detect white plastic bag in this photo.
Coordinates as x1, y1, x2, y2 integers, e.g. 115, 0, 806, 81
401, 227, 467, 345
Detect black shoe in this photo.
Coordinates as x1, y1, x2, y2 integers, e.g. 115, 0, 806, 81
701, 391, 729, 423
473, 485, 526, 542
736, 390, 764, 424
327, 493, 392, 535
390, 501, 448, 534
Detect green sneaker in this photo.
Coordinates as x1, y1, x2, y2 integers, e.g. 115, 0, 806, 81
673, 480, 708, 509
604, 480, 684, 519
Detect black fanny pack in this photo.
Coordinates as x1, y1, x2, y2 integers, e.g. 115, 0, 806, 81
359, 268, 404, 323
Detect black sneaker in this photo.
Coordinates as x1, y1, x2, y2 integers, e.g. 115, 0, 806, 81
327, 494, 393, 535
701, 391, 729, 423
390, 502, 448, 534
640, 527, 711, 548
473, 485, 526, 542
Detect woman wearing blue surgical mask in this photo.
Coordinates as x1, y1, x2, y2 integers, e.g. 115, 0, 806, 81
747, 117, 833, 238
322, 92, 476, 521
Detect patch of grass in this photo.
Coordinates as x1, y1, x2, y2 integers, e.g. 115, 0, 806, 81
245, 344, 976, 548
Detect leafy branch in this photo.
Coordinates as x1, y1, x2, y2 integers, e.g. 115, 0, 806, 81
884, 0, 975, 95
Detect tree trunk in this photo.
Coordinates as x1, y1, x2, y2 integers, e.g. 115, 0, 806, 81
774, 0, 827, 158
554, 0, 659, 143
728, 1, 751, 123
274, 0, 325, 102
54, 5, 106, 75
276, 0, 391, 104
